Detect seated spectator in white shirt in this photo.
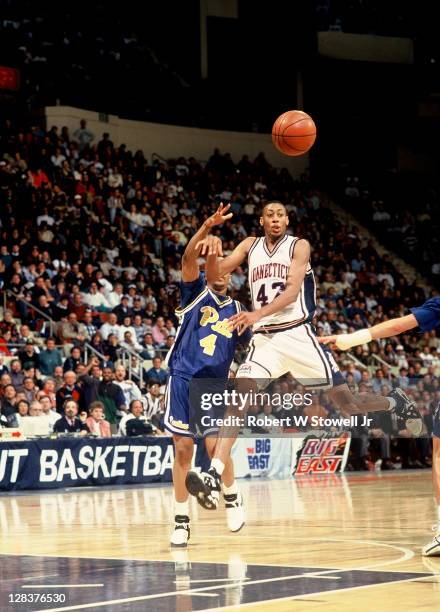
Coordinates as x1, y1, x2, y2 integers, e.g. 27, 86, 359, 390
21, 400, 51, 436
51, 147, 66, 168
15, 399, 30, 429
39, 394, 61, 431
106, 282, 124, 308
83, 282, 112, 311
36, 207, 55, 226
121, 330, 142, 352
118, 399, 154, 436
100, 313, 121, 341
118, 316, 138, 344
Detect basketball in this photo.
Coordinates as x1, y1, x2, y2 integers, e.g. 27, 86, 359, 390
272, 110, 317, 156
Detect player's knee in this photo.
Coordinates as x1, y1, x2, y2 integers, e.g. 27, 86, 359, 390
328, 386, 360, 416
234, 377, 257, 395
173, 437, 194, 466
204, 436, 216, 458
232, 377, 257, 414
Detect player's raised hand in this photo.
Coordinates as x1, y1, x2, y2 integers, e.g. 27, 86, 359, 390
205, 202, 233, 228
195, 235, 223, 257
228, 310, 261, 333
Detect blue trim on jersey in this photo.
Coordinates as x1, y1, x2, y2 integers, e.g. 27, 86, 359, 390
303, 271, 316, 321
411, 297, 440, 332
433, 402, 440, 438
178, 272, 207, 309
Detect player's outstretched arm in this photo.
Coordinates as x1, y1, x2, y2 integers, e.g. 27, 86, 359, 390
229, 239, 310, 331
181, 202, 232, 282
318, 314, 419, 350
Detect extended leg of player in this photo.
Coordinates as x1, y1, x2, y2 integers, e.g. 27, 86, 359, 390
186, 373, 422, 509
170, 434, 193, 547
185, 377, 255, 509
423, 435, 440, 556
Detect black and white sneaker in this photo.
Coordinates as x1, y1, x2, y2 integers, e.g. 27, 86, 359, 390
170, 515, 190, 548
423, 525, 440, 557
185, 468, 221, 510
389, 388, 423, 436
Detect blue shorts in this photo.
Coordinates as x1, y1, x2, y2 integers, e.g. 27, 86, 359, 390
164, 374, 225, 438
433, 402, 440, 438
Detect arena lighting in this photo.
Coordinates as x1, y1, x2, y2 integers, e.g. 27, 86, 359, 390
0, 66, 20, 91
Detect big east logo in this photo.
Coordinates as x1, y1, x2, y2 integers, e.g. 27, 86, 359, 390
247, 439, 271, 470
294, 433, 348, 475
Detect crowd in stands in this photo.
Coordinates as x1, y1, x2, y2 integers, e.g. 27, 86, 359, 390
1, 117, 439, 470
342, 173, 440, 286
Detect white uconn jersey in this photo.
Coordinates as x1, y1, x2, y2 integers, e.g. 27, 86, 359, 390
248, 235, 316, 332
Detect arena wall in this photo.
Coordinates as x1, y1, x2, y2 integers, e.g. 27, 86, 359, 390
45, 105, 309, 174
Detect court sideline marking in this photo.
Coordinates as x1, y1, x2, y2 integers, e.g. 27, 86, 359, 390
0, 539, 424, 612
31, 569, 432, 612
197, 574, 435, 612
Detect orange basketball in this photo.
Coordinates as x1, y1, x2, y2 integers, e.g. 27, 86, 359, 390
272, 110, 317, 156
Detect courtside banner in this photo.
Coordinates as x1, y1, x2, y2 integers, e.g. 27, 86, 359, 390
0, 437, 177, 491
231, 437, 292, 479
291, 431, 351, 475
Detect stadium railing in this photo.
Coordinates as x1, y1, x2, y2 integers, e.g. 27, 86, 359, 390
2, 289, 56, 337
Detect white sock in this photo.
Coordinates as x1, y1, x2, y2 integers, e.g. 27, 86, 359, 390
223, 481, 238, 496
387, 397, 396, 411
211, 458, 225, 476
175, 500, 189, 517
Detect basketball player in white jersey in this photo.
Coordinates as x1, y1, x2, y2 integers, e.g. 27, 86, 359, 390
185, 201, 422, 509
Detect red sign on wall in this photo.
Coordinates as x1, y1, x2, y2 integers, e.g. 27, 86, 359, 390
0, 66, 20, 91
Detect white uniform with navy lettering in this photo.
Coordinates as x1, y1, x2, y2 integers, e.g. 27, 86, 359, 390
237, 235, 343, 389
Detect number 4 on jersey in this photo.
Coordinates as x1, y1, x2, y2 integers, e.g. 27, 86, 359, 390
256, 282, 286, 307
200, 334, 217, 356
256, 284, 268, 306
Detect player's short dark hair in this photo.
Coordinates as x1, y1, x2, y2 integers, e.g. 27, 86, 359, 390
260, 201, 287, 215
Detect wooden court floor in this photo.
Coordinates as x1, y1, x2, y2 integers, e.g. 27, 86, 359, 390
0, 471, 439, 611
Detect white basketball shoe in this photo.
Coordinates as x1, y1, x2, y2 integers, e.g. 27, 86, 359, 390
224, 491, 245, 532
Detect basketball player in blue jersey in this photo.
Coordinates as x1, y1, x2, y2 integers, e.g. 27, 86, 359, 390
165, 203, 251, 547
319, 296, 440, 556
185, 201, 421, 510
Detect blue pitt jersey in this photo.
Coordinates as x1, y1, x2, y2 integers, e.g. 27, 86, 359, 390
411, 297, 440, 332
165, 273, 251, 379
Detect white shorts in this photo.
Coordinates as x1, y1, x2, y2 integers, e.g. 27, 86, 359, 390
236, 323, 344, 390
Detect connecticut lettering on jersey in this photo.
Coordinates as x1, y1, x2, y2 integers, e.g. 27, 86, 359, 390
248, 235, 316, 332
251, 262, 290, 282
